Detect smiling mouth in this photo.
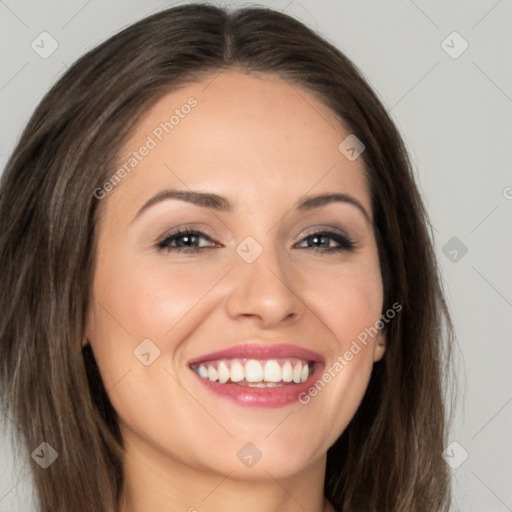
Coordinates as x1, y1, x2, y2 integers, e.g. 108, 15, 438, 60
190, 358, 315, 387
188, 343, 324, 407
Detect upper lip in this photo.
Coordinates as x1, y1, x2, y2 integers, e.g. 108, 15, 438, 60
188, 342, 325, 365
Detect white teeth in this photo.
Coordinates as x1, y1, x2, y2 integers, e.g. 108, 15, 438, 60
281, 361, 293, 382
263, 360, 282, 382
194, 358, 313, 385
207, 365, 218, 382
245, 359, 263, 382
293, 362, 302, 383
230, 362, 244, 382
217, 361, 230, 384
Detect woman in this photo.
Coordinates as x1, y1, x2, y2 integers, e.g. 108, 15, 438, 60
0, 4, 453, 511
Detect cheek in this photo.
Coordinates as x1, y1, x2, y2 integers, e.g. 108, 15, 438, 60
303, 255, 384, 343
92, 253, 229, 346
86, 251, 236, 410
293, 253, 383, 422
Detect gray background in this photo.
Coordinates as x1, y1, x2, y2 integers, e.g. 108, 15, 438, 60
0, 0, 511, 510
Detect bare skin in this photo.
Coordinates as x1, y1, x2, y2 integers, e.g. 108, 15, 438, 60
85, 69, 386, 512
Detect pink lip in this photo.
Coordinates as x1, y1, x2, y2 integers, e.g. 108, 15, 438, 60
188, 343, 324, 365
188, 343, 325, 408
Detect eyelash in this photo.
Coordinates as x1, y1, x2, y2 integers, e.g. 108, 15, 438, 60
154, 227, 356, 254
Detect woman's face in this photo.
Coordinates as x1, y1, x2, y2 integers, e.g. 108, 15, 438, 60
86, 70, 386, 480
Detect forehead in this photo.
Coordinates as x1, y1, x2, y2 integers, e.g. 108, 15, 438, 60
103, 70, 370, 218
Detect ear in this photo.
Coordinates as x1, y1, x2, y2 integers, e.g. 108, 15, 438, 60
373, 331, 386, 362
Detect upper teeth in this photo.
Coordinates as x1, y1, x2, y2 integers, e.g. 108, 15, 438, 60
193, 358, 311, 385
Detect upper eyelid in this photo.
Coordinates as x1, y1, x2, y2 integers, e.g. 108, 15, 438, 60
156, 225, 216, 244
299, 225, 352, 239
159, 225, 351, 239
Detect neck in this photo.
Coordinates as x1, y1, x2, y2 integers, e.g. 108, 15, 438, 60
117, 432, 334, 512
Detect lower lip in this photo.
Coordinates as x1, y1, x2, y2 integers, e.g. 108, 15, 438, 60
191, 364, 324, 408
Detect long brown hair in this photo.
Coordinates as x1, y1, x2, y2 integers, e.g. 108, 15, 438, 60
0, 4, 453, 511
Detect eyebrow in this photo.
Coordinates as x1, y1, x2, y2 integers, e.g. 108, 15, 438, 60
132, 189, 371, 223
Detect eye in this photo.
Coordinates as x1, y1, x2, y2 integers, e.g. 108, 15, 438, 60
155, 229, 218, 253
154, 227, 356, 254
296, 229, 356, 252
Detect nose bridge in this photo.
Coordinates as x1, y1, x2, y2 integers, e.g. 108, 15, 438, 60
224, 234, 304, 326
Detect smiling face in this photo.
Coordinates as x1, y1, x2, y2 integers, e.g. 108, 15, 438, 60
85, 70, 386, 484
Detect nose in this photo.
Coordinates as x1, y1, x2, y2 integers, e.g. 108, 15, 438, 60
224, 243, 306, 329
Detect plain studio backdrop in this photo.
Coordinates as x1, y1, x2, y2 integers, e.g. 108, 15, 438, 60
0, 1, 511, 510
